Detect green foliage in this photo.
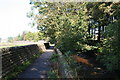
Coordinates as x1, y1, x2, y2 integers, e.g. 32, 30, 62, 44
30, 2, 89, 52
97, 21, 120, 71
63, 51, 82, 77
16, 34, 23, 41
24, 32, 35, 41
49, 53, 59, 78
64, 51, 76, 66
48, 70, 59, 78
81, 44, 98, 52
29, 1, 120, 72
96, 2, 120, 71
50, 53, 59, 63
86, 2, 113, 41
15, 31, 44, 42
8, 37, 14, 43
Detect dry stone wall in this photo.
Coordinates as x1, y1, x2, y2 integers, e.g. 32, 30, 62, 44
0, 44, 40, 78
55, 49, 75, 78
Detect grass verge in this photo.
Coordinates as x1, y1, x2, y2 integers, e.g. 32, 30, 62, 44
48, 53, 60, 78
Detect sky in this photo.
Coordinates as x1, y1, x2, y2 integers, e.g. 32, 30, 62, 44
0, 0, 38, 39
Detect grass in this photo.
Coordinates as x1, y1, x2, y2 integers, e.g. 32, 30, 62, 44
48, 53, 60, 78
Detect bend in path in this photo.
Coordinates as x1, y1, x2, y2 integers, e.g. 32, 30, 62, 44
17, 49, 54, 78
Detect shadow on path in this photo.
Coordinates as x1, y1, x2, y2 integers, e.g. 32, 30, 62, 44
17, 49, 54, 78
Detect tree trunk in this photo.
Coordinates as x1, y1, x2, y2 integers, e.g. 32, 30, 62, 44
98, 25, 101, 41
88, 26, 90, 36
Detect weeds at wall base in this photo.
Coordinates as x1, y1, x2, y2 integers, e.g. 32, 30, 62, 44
3, 52, 42, 80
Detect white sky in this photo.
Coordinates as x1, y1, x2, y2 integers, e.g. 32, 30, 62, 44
0, 0, 38, 39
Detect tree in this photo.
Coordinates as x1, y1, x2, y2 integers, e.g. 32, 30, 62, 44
29, 1, 120, 72
16, 34, 23, 41
99, 2, 120, 71
8, 37, 14, 43
0, 38, 1, 42
29, 2, 89, 52
87, 2, 120, 71
24, 32, 35, 41
15, 31, 44, 42
86, 2, 113, 41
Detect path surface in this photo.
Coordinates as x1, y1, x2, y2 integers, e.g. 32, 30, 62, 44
17, 49, 54, 78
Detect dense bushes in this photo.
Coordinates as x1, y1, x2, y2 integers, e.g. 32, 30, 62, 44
86, 2, 120, 71
97, 20, 120, 71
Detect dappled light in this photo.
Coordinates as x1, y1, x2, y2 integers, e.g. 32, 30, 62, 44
0, 1, 120, 80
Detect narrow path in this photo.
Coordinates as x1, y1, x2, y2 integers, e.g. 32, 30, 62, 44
17, 49, 54, 78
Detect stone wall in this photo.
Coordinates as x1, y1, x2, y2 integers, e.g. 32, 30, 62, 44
55, 49, 75, 78
0, 44, 41, 78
